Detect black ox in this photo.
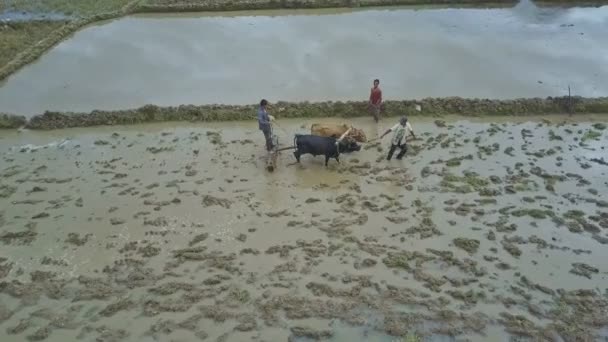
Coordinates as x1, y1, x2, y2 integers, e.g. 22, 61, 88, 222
293, 134, 361, 166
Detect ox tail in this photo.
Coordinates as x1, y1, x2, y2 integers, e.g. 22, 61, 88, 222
294, 134, 300, 150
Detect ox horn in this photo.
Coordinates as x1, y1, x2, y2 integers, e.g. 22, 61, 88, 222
337, 127, 352, 142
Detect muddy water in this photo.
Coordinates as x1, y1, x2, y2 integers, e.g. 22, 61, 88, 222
1, 4, 608, 116
1, 115, 608, 341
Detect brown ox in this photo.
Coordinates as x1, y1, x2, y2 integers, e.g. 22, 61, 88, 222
310, 123, 367, 142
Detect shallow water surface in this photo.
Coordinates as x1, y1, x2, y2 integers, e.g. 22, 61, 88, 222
0, 4, 607, 115
0, 115, 607, 341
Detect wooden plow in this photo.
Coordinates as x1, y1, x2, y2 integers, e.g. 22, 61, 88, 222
266, 132, 280, 172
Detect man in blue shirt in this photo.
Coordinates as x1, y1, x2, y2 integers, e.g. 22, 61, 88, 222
258, 99, 275, 151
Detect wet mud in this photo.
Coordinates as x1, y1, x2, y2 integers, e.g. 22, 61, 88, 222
0, 115, 607, 341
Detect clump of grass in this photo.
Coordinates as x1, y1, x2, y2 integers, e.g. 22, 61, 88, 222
453, 238, 480, 254
563, 210, 585, 220
581, 130, 602, 142
446, 158, 461, 167
592, 123, 606, 130
441, 171, 498, 195
549, 130, 563, 141
206, 131, 222, 145
382, 252, 412, 270
511, 208, 555, 220
227, 287, 250, 303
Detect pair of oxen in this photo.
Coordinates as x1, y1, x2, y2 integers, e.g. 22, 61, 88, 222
292, 124, 367, 166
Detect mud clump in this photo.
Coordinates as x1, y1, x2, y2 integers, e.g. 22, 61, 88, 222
434, 119, 447, 127
189, 233, 209, 246
510, 208, 554, 220
446, 289, 486, 305
0, 184, 17, 198
138, 244, 161, 257
100, 298, 136, 317
31, 212, 49, 219
570, 263, 599, 279
355, 258, 377, 269
28, 186, 47, 194
110, 218, 125, 225
0, 261, 13, 278
201, 195, 232, 208
65, 233, 91, 246
502, 240, 522, 258
206, 131, 222, 145
94, 139, 110, 146
498, 312, 539, 337
144, 217, 168, 227
453, 238, 480, 254
146, 146, 174, 154
0, 230, 38, 245
0, 302, 12, 323
26, 326, 50, 341
6, 319, 31, 335
234, 315, 257, 332
592, 234, 608, 244
290, 326, 333, 340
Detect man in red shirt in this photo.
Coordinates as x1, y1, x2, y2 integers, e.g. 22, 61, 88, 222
368, 79, 382, 122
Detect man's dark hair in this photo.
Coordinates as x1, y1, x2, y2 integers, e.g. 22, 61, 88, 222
260, 99, 268, 107
374, 79, 380, 84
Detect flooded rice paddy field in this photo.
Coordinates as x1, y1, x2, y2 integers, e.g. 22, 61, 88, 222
0, 115, 607, 341
1, 3, 608, 115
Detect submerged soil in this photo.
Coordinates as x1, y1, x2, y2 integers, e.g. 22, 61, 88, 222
0, 115, 607, 341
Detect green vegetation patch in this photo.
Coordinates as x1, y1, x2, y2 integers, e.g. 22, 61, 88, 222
510, 208, 555, 220
581, 130, 602, 142
3, 0, 132, 16
441, 171, 492, 193
0, 21, 66, 68
0, 113, 27, 128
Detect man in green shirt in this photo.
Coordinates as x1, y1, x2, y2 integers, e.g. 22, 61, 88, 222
380, 116, 415, 160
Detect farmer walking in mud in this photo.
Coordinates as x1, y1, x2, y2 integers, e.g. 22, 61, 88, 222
379, 116, 415, 160
258, 99, 275, 151
368, 79, 382, 122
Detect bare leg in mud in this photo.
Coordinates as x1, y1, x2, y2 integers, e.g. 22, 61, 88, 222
368, 79, 382, 122
262, 129, 273, 151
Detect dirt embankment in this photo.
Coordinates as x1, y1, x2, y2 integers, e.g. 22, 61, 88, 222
0, 113, 27, 129
138, 0, 608, 12
137, 0, 514, 12
3, 96, 604, 130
